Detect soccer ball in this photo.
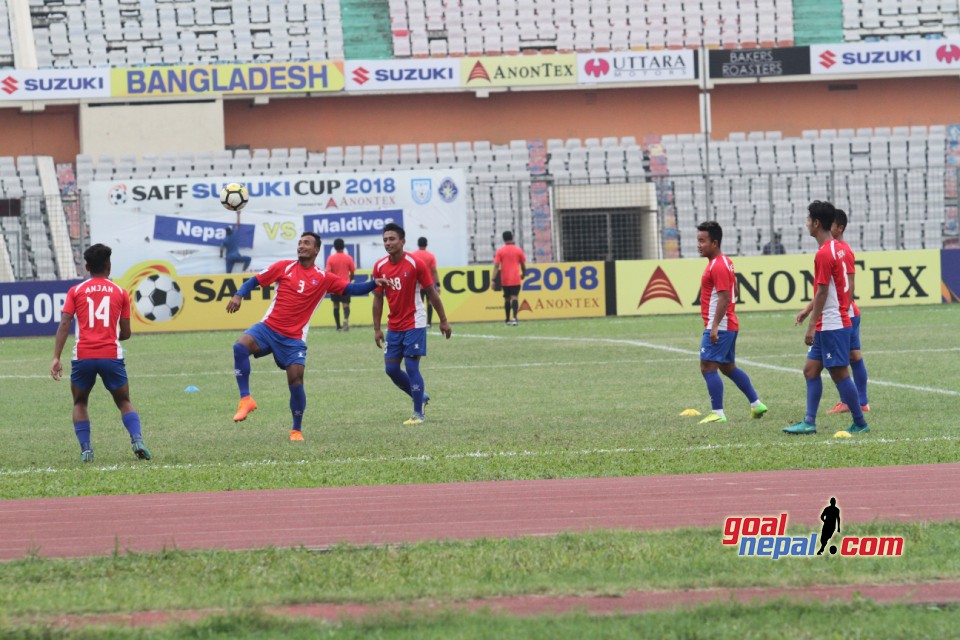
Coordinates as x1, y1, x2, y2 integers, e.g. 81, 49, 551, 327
219, 183, 249, 211
134, 274, 183, 322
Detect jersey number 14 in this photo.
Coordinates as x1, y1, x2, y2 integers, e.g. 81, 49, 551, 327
86, 297, 111, 328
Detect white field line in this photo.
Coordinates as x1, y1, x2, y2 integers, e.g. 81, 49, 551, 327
455, 333, 960, 397
1, 436, 957, 477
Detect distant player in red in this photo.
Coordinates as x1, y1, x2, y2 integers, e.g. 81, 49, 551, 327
493, 230, 527, 326
325, 238, 356, 332
227, 231, 384, 441
785, 201, 868, 436
412, 236, 440, 328
51, 243, 151, 462
695, 221, 767, 425
373, 223, 451, 425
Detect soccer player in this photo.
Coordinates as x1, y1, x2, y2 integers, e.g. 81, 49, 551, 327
695, 221, 767, 424
373, 223, 452, 425
325, 238, 356, 332
492, 230, 527, 326
795, 209, 870, 415
412, 236, 440, 328
220, 211, 252, 274
50, 243, 151, 462
784, 201, 869, 435
226, 231, 385, 441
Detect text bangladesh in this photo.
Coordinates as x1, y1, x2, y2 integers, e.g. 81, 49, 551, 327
125, 65, 331, 94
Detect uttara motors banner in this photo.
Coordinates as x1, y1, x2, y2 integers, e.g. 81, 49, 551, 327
0, 68, 111, 101
461, 54, 577, 88
578, 50, 696, 84
810, 39, 960, 75
708, 47, 810, 79
616, 250, 941, 316
110, 62, 344, 97
88, 170, 468, 277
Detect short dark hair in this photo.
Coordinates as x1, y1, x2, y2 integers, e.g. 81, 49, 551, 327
502, 230, 513, 242
834, 209, 847, 231
807, 200, 836, 230
696, 220, 722, 245
84, 243, 112, 273
418, 236, 428, 248
333, 238, 345, 251
383, 222, 405, 239
301, 231, 322, 247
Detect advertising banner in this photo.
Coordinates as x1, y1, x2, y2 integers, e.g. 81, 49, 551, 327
88, 170, 468, 277
110, 62, 344, 97
345, 59, 460, 91
461, 55, 577, 88
811, 41, 929, 75
616, 250, 942, 316
578, 50, 697, 84
708, 47, 810, 78
0, 279, 79, 337
0, 69, 111, 101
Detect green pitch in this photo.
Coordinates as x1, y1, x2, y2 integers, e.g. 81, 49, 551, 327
1, 304, 957, 499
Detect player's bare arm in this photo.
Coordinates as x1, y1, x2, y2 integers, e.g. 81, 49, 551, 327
372, 289, 385, 348
711, 290, 730, 344
50, 311, 73, 380
805, 286, 830, 345
425, 286, 452, 339
795, 301, 815, 326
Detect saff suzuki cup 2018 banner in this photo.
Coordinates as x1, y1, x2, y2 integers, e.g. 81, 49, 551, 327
88, 170, 468, 279
616, 250, 942, 317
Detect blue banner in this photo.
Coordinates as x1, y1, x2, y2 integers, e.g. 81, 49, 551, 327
303, 210, 404, 238
153, 216, 255, 248
0, 279, 81, 337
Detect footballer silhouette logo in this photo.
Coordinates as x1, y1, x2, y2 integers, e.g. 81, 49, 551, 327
638, 266, 683, 307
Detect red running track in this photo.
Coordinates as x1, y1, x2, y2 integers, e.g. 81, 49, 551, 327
1, 463, 958, 561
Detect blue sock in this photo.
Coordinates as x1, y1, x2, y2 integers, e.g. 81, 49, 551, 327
851, 359, 869, 406
804, 376, 823, 425
386, 360, 411, 396
405, 357, 425, 415
74, 420, 91, 452
702, 371, 724, 411
836, 377, 867, 426
726, 367, 759, 403
289, 384, 306, 431
121, 412, 142, 441
233, 343, 251, 398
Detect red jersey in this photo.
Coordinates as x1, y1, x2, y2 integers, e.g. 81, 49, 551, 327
813, 239, 852, 331
700, 254, 739, 332
325, 251, 355, 282
836, 239, 860, 318
412, 248, 437, 274
372, 252, 433, 331
255, 260, 348, 339
61, 277, 130, 360
494, 243, 527, 287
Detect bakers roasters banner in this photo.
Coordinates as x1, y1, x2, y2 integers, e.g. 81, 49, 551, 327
708, 47, 810, 78
88, 170, 468, 278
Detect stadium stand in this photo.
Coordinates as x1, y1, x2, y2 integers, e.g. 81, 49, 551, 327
0, 0, 14, 68
842, 0, 960, 41
28, 0, 343, 68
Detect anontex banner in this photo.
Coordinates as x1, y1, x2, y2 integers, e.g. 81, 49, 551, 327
709, 47, 810, 78
110, 62, 344, 97
460, 55, 577, 88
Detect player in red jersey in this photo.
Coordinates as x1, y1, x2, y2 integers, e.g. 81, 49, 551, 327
325, 238, 356, 332
412, 236, 440, 328
372, 223, 451, 425
785, 202, 869, 436
493, 230, 527, 326
227, 231, 385, 441
695, 221, 767, 425
51, 243, 151, 462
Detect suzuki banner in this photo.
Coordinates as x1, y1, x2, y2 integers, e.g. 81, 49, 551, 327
110, 62, 344, 97
578, 50, 697, 84
809, 40, 960, 75
88, 170, 468, 277
616, 251, 942, 316
0, 69, 111, 101
345, 59, 461, 91
461, 55, 578, 88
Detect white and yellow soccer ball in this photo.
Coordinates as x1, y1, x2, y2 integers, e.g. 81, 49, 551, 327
219, 183, 249, 211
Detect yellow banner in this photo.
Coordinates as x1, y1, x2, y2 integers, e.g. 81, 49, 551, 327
616, 250, 942, 316
461, 55, 577, 88
115, 261, 605, 334
111, 62, 344, 97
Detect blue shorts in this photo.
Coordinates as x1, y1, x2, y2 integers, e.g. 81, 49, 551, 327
850, 314, 861, 351
807, 327, 852, 368
384, 328, 427, 360
245, 322, 307, 369
700, 330, 737, 363
71, 359, 128, 391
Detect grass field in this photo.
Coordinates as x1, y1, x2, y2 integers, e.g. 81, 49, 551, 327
1, 304, 958, 636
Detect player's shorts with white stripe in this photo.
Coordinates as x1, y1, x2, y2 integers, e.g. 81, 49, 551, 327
807, 327, 852, 367
699, 330, 738, 363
